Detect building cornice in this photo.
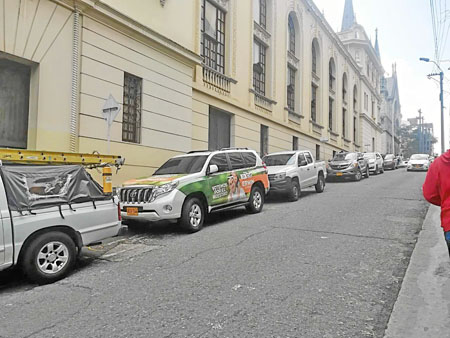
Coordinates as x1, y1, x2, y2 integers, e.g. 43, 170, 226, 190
52, 0, 202, 66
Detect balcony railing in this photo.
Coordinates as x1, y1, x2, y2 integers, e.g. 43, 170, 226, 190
202, 65, 236, 95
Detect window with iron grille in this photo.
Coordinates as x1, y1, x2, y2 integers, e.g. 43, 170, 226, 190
201, 0, 226, 74
342, 74, 347, 101
122, 73, 142, 143
311, 84, 317, 122
293, 136, 298, 150
253, 39, 266, 95
342, 108, 347, 137
329, 59, 335, 91
259, 0, 267, 29
287, 66, 296, 111
353, 116, 357, 142
329, 97, 334, 131
316, 144, 320, 161
312, 43, 317, 74
288, 14, 295, 54
260, 124, 269, 156
353, 86, 357, 111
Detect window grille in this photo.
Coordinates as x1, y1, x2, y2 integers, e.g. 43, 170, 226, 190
287, 66, 296, 111
122, 73, 142, 143
201, 0, 226, 74
259, 0, 267, 29
311, 84, 317, 122
253, 40, 266, 95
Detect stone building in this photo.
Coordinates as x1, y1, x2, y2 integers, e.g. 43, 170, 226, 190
380, 64, 402, 155
0, 0, 393, 184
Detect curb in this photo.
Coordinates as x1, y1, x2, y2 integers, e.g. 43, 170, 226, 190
384, 205, 450, 337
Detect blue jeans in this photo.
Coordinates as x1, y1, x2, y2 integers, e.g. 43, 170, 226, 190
445, 231, 450, 257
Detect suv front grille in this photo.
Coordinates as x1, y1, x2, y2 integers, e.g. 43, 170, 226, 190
120, 187, 153, 203
330, 164, 350, 170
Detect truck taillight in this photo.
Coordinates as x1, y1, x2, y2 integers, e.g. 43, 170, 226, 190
118, 202, 122, 221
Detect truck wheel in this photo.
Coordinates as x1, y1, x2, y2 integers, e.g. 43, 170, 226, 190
180, 197, 205, 233
315, 175, 325, 193
246, 185, 264, 213
354, 169, 362, 181
288, 180, 300, 202
21, 231, 77, 285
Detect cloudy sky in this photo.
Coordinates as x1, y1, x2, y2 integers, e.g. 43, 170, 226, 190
312, 0, 450, 154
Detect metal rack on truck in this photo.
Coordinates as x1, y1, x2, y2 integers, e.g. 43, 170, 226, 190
0, 148, 124, 193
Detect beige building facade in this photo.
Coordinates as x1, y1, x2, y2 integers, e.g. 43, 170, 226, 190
0, 0, 388, 184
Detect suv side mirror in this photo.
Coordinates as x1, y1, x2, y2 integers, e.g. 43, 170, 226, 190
208, 164, 219, 175
299, 160, 308, 167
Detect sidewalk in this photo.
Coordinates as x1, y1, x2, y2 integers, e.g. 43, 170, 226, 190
384, 205, 450, 338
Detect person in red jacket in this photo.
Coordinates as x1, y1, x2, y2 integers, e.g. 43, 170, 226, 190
423, 150, 450, 256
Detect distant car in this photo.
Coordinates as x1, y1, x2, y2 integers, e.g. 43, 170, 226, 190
363, 152, 384, 174
327, 152, 370, 181
407, 154, 430, 172
398, 158, 409, 168
383, 154, 397, 170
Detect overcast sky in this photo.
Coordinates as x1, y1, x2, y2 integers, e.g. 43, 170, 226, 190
312, 0, 449, 154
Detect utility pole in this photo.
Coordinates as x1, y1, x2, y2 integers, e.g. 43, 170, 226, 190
417, 109, 423, 153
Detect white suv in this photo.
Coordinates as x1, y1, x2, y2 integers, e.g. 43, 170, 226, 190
363, 152, 384, 175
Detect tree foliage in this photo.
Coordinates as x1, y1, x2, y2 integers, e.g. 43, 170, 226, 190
400, 124, 437, 158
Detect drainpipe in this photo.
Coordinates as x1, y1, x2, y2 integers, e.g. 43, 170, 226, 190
69, 7, 81, 152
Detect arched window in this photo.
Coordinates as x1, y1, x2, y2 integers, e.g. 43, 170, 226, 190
342, 73, 348, 102
288, 13, 295, 54
312, 43, 317, 74
329, 58, 335, 91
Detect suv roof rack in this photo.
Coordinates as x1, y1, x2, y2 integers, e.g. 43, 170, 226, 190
187, 150, 210, 154
220, 147, 249, 151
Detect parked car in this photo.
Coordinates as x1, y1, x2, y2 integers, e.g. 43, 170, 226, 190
327, 152, 370, 181
0, 165, 122, 284
383, 154, 397, 170
364, 152, 384, 174
120, 148, 269, 233
262, 150, 326, 201
407, 154, 431, 172
399, 158, 409, 168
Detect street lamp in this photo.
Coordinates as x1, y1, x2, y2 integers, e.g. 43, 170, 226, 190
420, 57, 445, 154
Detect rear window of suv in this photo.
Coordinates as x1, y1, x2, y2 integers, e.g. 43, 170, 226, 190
242, 152, 257, 167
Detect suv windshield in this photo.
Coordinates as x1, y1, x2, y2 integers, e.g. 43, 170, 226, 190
154, 155, 208, 175
333, 153, 356, 161
263, 153, 296, 166
410, 154, 429, 161
364, 153, 376, 159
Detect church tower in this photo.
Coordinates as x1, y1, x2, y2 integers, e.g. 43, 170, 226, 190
341, 0, 356, 31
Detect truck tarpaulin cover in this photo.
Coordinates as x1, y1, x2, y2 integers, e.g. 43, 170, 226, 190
0, 165, 109, 211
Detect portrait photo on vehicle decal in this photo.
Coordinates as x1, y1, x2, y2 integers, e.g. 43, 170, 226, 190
227, 171, 245, 202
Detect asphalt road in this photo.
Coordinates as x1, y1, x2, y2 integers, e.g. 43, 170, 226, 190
0, 169, 429, 338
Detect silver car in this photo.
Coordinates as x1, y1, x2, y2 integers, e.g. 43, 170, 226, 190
364, 152, 384, 175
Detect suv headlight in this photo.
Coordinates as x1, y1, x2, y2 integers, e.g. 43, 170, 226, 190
273, 172, 286, 180
150, 181, 178, 202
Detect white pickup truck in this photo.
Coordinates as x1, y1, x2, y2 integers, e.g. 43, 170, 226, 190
0, 165, 122, 284
263, 150, 327, 201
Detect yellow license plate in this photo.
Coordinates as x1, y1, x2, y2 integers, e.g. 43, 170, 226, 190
415, 165, 420, 168
127, 207, 138, 216
336, 172, 343, 176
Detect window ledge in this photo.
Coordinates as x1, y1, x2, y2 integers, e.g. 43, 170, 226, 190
286, 108, 304, 119
250, 89, 277, 105
312, 72, 320, 82
329, 130, 340, 137
310, 120, 325, 129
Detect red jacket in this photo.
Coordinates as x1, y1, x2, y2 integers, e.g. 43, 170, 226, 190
423, 150, 450, 231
